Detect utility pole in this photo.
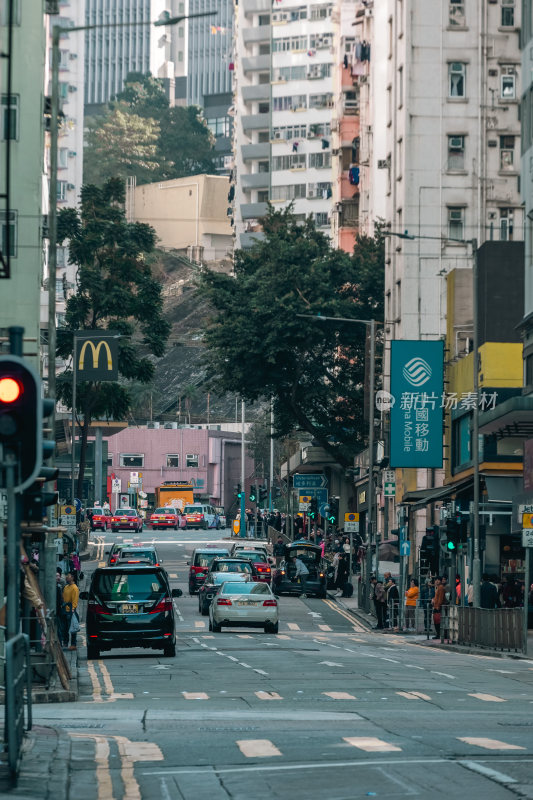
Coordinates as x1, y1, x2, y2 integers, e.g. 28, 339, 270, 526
365, 319, 376, 612
269, 398, 274, 512
240, 400, 247, 538
471, 240, 481, 607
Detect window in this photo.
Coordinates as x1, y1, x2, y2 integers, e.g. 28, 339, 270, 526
307, 181, 332, 198
57, 246, 68, 267
272, 124, 307, 140
0, 210, 17, 257
55, 278, 65, 299
501, 0, 514, 26
449, 62, 466, 97
310, 4, 332, 20
272, 154, 306, 170
499, 208, 514, 240
178, 26, 184, 37
206, 116, 230, 138
315, 212, 329, 227
57, 181, 68, 202
500, 65, 516, 99
309, 151, 332, 168
398, 66, 403, 107
166, 454, 180, 468
119, 454, 144, 467
272, 36, 307, 52
273, 95, 307, 111
58, 49, 69, 69
58, 148, 69, 168
500, 135, 515, 170
277, 65, 307, 81
309, 32, 333, 49
258, 14, 270, 24
309, 93, 334, 109
0, 0, 20, 25
387, 86, 392, 125
290, 5, 307, 19
1, 94, 18, 140
59, 82, 69, 99
186, 454, 199, 468
107, 453, 113, 466
270, 184, 306, 201
449, 0, 465, 26
448, 135, 465, 169
448, 207, 464, 239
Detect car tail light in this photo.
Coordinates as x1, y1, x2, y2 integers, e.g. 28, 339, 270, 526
257, 566, 271, 573
88, 601, 109, 615
263, 599, 278, 607
216, 598, 232, 606
280, 570, 285, 575
149, 597, 173, 614
127, 559, 142, 563
110, 557, 117, 564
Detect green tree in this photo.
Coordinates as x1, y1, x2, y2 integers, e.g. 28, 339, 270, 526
84, 105, 165, 186
197, 207, 384, 468
56, 178, 171, 499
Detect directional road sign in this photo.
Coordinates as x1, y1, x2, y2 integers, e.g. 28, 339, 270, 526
293, 474, 328, 489
400, 540, 411, 557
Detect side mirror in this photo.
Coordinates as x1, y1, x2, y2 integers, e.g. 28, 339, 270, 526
186, 561, 190, 565
104, 550, 110, 555
79, 590, 89, 600
172, 588, 183, 598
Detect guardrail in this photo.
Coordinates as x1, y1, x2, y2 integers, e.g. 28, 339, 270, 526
2, 631, 32, 776
455, 606, 524, 652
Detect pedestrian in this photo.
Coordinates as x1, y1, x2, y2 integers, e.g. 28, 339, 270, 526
371, 576, 387, 629
292, 555, 309, 598
273, 536, 286, 567
467, 578, 474, 606
343, 537, 351, 555
274, 512, 282, 532
386, 577, 400, 629
62, 572, 80, 650
404, 578, 419, 630
335, 553, 349, 596
432, 577, 444, 639
480, 573, 499, 609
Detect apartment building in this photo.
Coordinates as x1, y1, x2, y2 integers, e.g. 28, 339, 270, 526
233, 0, 336, 249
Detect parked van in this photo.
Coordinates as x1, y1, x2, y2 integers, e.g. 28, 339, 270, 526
183, 504, 220, 529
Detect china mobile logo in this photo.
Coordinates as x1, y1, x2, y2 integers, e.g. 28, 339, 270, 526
402, 357, 432, 387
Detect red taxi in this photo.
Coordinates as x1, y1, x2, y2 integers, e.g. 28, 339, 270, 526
188, 547, 230, 595
87, 507, 112, 532
233, 549, 272, 583
110, 508, 143, 533
149, 507, 179, 530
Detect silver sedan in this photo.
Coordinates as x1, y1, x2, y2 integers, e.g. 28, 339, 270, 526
208, 581, 279, 634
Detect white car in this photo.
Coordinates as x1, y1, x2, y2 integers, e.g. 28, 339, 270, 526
209, 580, 279, 634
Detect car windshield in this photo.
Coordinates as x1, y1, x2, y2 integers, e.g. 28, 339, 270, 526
93, 571, 165, 601
234, 551, 268, 562
119, 550, 156, 563
194, 552, 227, 568
220, 582, 270, 595
154, 507, 175, 514
213, 561, 253, 574
213, 573, 248, 585
184, 506, 204, 514
117, 509, 136, 517
288, 547, 320, 564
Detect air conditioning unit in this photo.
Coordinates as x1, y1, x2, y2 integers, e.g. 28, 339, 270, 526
307, 65, 321, 79
147, 422, 160, 429
164, 422, 178, 429
307, 187, 317, 198
67, 183, 75, 190
377, 159, 389, 169
359, 75, 368, 84
69, 53, 77, 59
488, 69, 498, 77
449, 136, 463, 149
68, 150, 76, 157
488, 139, 498, 147
488, 211, 497, 220
68, 85, 77, 92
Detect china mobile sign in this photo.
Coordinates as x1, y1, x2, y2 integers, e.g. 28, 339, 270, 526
390, 340, 444, 468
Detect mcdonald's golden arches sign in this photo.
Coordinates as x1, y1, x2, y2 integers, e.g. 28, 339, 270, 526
75, 331, 119, 381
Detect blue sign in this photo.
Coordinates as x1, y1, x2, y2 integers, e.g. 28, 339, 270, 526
293, 474, 328, 489
74, 498, 82, 512
390, 340, 444, 468
400, 540, 411, 557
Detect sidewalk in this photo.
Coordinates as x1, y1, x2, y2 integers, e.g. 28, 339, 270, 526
0, 725, 72, 799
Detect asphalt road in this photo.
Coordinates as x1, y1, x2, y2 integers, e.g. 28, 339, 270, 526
32, 528, 533, 799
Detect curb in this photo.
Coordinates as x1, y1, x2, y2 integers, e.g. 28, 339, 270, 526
326, 592, 374, 630
410, 638, 529, 660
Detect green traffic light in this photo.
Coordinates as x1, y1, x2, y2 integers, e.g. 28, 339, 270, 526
447, 540, 456, 551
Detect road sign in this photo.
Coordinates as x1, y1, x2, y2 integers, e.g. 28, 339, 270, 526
74, 498, 82, 512
111, 478, 121, 493
523, 513, 533, 529
293, 474, 328, 489
522, 529, 533, 548
130, 471, 141, 486
383, 469, 395, 484
299, 494, 311, 511
344, 512, 360, 533
384, 481, 396, 497
61, 504, 75, 516
400, 540, 411, 557
60, 514, 76, 529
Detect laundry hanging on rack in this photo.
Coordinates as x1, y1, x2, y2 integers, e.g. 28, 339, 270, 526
349, 166, 360, 186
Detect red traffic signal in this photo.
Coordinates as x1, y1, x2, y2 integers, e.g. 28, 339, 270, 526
0, 376, 22, 404
0, 356, 42, 492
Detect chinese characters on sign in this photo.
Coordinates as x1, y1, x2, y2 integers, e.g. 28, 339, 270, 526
390, 341, 444, 468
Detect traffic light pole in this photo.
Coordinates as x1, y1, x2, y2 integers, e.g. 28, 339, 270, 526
240, 400, 246, 538
269, 399, 274, 512
71, 335, 77, 505
4, 450, 19, 640
365, 319, 376, 612
472, 240, 481, 607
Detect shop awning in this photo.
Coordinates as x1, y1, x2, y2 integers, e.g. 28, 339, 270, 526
479, 395, 533, 438
400, 477, 472, 508
484, 476, 522, 503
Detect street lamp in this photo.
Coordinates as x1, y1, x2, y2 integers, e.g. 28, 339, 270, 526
47, 9, 217, 413
296, 313, 378, 612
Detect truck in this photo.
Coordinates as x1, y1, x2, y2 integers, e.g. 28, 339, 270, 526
154, 481, 195, 512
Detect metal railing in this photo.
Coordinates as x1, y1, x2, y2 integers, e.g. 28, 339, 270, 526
2, 631, 32, 776
455, 607, 523, 652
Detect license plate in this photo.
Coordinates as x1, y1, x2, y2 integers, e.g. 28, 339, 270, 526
121, 517, 127, 521
237, 600, 249, 606
122, 603, 138, 614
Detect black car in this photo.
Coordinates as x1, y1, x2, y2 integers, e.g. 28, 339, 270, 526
187, 547, 230, 595
116, 546, 161, 566
81, 565, 182, 659
272, 540, 327, 598
198, 558, 258, 615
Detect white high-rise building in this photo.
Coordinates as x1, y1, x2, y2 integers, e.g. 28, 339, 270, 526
233, 0, 336, 248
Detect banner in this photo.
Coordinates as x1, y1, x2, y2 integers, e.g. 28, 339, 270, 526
390, 340, 444, 468
75, 331, 119, 381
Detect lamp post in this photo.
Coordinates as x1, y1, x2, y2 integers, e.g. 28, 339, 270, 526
47, 9, 217, 408
296, 313, 378, 612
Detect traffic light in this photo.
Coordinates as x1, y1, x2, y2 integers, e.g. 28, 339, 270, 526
234, 483, 242, 499
309, 496, 318, 520
445, 515, 468, 552
259, 485, 268, 503
0, 355, 42, 492
22, 397, 58, 523
273, 485, 282, 499
249, 484, 257, 502
327, 497, 339, 525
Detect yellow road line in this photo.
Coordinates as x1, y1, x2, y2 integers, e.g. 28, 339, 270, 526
87, 660, 104, 703
287, 623, 300, 631
236, 739, 282, 758
322, 599, 367, 632
98, 660, 114, 695
70, 734, 114, 799
255, 691, 282, 700
458, 737, 525, 751
344, 737, 401, 753
182, 691, 209, 700
323, 691, 356, 700
318, 624, 332, 632
469, 693, 506, 703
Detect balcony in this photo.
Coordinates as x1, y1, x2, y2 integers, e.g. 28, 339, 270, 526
338, 198, 359, 228
242, 113, 269, 131
241, 202, 268, 219
243, 26, 271, 44
242, 142, 270, 160
240, 231, 266, 248
242, 0, 271, 14
242, 83, 270, 102
241, 172, 270, 190
242, 55, 271, 73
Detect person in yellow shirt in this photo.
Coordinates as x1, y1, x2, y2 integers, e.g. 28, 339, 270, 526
62, 572, 80, 650
404, 578, 419, 631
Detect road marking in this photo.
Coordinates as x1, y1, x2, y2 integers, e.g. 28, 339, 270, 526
432, 671, 455, 679
318, 624, 332, 632
276, 635, 291, 640
226, 655, 239, 662
287, 623, 300, 631
396, 691, 431, 701
254, 669, 269, 676
344, 737, 401, 753
98, 561, 106, 568
406, 664, 424, 670
323, 692, 356, 700
237, 634, 253, 639
458, 738, 525, 751
202, 635, 215, 639
71, 734, 114, 799
459, 760, 517, 784
195, 621, 206, 628
182, 692, 209, 700
487, 669, 515, 674
322, 599, 367, 632
169, 573, 178, 578
319, 661, 343, 667
255, 691, 282, 700
87, 660, 104, 703
468, 693, 506, 703
240, 662, 252, 669
236, 739, 282, 758
98, 661, 114, 695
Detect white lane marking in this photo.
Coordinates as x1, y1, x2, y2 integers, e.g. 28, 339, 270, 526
468, 693, 506, 703
276, 635, 291, 640
182, 692, 209, 700
255, 691, 282, 700
254, 669, 269, 676
319, 661, 344, 667
240, 662, 252, 669
487, 669, 515, 674
236, 739, 282, 758
172, 602, 183, 622
406, 664, 424, 670
226, 655, 239, 662
381, 658, 400, 663
458, 738, 525, 751
287, 623, 300, 631
327, 643, 341, 649
308, 612, 322, 618
195, 621, 206, 629
192, 637, 200, 643
344, 737, 401, 753
458, 761, 517, 784
396, 691, 431, 701
169, 573, 178, 578
432, 671, 455, 679
323, 692, 356, 700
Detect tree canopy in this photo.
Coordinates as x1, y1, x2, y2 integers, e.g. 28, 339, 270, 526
84, 72, 215, 185
56, 178, 171, 498
197, 208, 384, 468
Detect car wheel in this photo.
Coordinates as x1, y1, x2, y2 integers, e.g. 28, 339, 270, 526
87, 644, 100, 660
198, 596, 202, 613
212, 620, 222, 633
163, 642, 176, 657
189, 586, 195, 596
204, 522, 209, 530
201, 603, 209, 617
318, 588, 327, 599
111, 527, 117, 533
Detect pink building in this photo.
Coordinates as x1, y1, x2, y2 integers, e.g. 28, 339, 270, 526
105, 426, 251, 513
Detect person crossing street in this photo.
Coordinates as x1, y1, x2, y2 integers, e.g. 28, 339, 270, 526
292, 555, 309, 598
